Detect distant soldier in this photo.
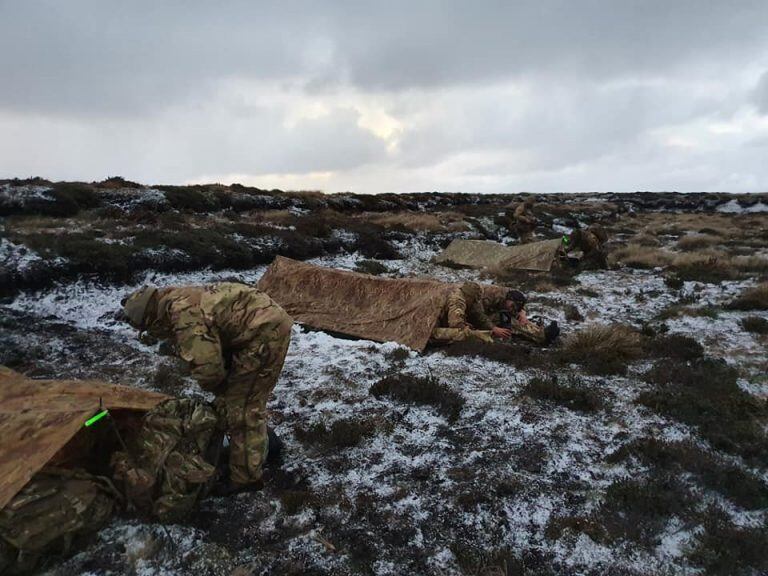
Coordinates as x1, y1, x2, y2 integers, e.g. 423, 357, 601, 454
122, 282, 292, 493
431, 282, 559, 346
512, 199, 537, 243
567, 224, 609, 268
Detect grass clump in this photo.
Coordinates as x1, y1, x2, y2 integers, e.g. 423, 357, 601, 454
639, 358, 767, 463
608, 438, 768, 510
560, 324, 643, 375
370, 373, 464, 422
740, 316, 768, 334
677, 234, 719, 251
727, 284, 768, 311
522, 375, 604, 412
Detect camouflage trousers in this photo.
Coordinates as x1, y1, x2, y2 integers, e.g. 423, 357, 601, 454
517, 225, 536, 244
430, 326, 494, 344
221, 308, 292, 486
509, 320, 546, 345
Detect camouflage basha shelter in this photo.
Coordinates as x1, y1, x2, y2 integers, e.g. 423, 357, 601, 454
258, 256, 455, 351
0, 366, 167, 511
434, 238, 565, 272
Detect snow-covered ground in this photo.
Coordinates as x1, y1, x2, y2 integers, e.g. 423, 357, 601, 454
1, 235, 766, 575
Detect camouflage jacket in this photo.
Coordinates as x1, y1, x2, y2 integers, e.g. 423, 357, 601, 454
143, 283, 290, 391
513, 204, 536, 227
439, 286, 494, 331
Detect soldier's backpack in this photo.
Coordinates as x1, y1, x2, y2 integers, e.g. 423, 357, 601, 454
111, 398, 225, 523
0, 467, 119, 575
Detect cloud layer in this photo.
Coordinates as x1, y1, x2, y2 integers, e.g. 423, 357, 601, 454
1, 1, 767, 192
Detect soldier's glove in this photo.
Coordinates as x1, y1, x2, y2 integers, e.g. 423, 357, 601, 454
139, 332, 159, 346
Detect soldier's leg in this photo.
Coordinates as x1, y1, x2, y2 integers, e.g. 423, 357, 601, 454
222, 310, 292, 486
431, 327, 493, 344
508, 320, 546, 345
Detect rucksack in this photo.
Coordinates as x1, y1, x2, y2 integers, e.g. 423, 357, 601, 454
0, 467, 119, 575
111, 398, 224, 523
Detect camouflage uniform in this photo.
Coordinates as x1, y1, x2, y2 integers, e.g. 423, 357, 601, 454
570, 225, 608, 269
0, 468, 118, 574
431, 282, 494, 344
124, 283, 292, 487
481, 285, 547, 345
513, 201, 537, 243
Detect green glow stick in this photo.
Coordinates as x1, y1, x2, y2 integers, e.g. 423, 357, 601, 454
85, 409, 109, 427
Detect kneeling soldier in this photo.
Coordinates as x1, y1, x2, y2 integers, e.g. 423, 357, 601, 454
122, 282, 292, 492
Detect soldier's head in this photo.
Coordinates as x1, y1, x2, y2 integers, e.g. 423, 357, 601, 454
503, 289, 527, 313
121, 286, 158, 329
459, 282, 482, 304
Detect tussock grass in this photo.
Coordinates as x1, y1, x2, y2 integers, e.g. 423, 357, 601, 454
677, 234, 719, 251
561, 324, 643, 375
727, 283, 768, 311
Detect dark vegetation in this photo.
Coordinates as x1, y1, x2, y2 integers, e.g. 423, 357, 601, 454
638, 358, 767, 463
522, 375, 604, 413
293, 417, 385, 451
608, 438, 768, 509
370, 373, 465, 422
643, 333, 704, 360
740, 316, 768, 334
689, 509, 768, 576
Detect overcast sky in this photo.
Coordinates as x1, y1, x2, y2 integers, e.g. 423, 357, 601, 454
1, 1, 767, 193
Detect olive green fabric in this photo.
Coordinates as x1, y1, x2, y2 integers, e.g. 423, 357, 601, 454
126, 282, 293, 486
0, 468, 118, 575
111, 398, 224, 522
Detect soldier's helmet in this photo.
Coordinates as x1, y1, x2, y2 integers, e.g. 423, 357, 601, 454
122, 286, 158, 329
505, 289, 527, 307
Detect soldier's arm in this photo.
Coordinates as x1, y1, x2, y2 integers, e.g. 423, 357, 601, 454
168, 302, 227, 391
468, 300, 494, 330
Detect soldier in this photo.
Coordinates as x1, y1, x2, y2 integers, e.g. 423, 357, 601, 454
567, 224, 609, 268
497, 289, 560, 345
431, 282, 559, 346
512, 199, 537, 243
121, 282, 292, 493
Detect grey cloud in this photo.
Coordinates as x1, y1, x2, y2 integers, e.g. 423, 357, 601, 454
2, 1, 767, 116
754, 71, 768, 114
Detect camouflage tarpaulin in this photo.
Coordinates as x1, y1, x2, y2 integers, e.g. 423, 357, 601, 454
434, 238, 564, 272
257, 257, 454, 351
0, 368, 168, 511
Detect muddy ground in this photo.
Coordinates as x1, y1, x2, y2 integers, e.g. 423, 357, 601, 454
1, 179, 767, 575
